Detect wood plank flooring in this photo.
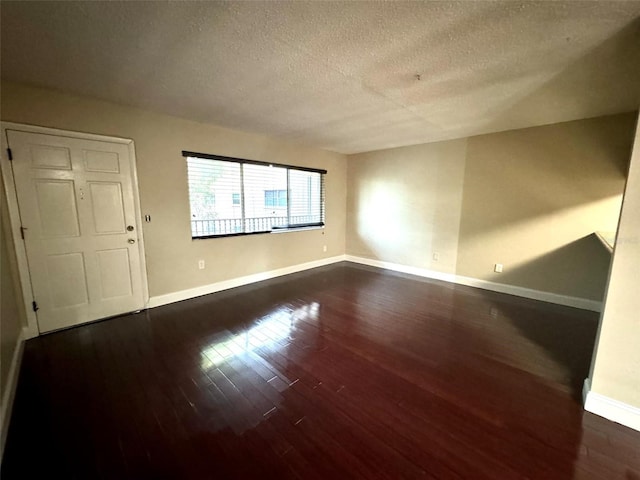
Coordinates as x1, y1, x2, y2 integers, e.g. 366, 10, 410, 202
2, 262, 639, 479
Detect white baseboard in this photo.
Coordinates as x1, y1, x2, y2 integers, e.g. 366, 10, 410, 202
148, 253, 602, 312
583, 378, 591, 405
345, 255, 458, 283
345, 255, 602, 312
0, 327, 26, 461
583, 379, 640, 433
148, 255, 347, 308
454, 274, 602, 312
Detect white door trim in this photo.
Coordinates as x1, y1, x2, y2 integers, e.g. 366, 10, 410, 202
1, 122, 149, 338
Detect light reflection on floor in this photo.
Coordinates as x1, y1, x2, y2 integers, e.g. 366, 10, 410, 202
196, 302, 321, 434
200, 302, 320, 370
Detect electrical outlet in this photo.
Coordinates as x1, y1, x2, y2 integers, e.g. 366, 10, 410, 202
494, 263, 503, 273
323, 245, 327, 252
198, 260, 205, 270
432, 252, 440, 262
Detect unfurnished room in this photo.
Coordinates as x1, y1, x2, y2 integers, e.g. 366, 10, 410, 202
1, 1, 639, 478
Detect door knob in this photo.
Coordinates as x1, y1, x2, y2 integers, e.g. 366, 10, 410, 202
128, 238, 136, 244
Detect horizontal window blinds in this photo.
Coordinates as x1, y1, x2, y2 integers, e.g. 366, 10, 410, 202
288, 169, 324, 228
187, 158, 243, 236
185, 152, 325, 238
243, 163, 287, 233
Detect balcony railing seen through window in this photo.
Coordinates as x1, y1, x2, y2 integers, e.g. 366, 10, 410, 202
184, 151, 326, 239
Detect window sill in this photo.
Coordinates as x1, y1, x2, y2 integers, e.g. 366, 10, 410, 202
192, 225, 324, 240
271, 225, 324, 234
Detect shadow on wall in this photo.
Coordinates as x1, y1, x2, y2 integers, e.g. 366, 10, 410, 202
491, 234, 613, 301
459, 118, 633, 243
456, 113, 633, 299
452, 17, 638, 291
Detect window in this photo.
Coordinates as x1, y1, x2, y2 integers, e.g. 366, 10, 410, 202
264, 189, 287, 208
185, 151, 326, 238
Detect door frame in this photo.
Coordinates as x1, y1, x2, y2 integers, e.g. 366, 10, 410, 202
1, 122, 149, 338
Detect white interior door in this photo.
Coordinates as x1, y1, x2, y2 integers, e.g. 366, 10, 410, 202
7, 130, 145, 333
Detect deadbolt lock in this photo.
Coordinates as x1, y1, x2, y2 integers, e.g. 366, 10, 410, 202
127, 225, 134, 231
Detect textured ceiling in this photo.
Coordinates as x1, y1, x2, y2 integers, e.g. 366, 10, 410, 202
2, 1, 639, 154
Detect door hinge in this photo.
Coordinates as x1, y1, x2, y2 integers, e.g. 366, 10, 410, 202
32, 301, 39, 312
7, 148, 13, 161
20, 226, 26, 240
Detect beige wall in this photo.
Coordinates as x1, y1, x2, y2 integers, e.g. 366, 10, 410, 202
0, 82, 634, 321
347, 113, 635, 302
590, 113, 640, 409
1, 82, 347, 298
0, 178, 25, 407
458, 114, 635, 300
347, 140, 467, 274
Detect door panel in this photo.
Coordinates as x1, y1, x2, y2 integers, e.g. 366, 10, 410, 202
30, 144, 72, 170
88, 182, 126, 234
84, 149, 120, 173
96, 249, 133, 299
47, 253, 89, 308
8, 129, 145, 332
35, 180, 81, 237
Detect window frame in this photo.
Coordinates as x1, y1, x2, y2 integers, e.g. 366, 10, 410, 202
183, 150, 326, 239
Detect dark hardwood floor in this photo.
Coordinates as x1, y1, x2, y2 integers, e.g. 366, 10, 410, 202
2, 262, 639, 479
